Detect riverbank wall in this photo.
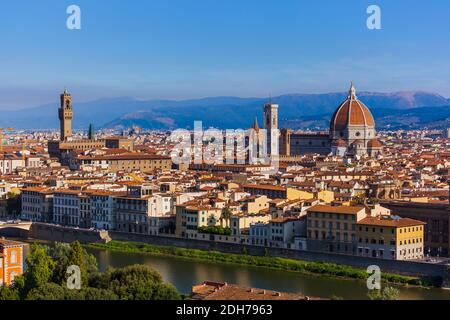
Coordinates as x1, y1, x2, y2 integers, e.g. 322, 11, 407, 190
7, 223, 448, 280
108, 231, 448, 279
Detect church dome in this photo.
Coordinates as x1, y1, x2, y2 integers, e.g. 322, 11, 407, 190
367, 138, 383, 149
330, 83, 375, 132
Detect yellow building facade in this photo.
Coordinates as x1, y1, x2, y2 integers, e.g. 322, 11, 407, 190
356, 216, 425, 260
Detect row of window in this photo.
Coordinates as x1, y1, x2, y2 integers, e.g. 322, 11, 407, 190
309, 220, 355, 231
54, 198, 79, 206
309, 230, 355, 242
310, 213, 357, 221
53, 215, 79, 226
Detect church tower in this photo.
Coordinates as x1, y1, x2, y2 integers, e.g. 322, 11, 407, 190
264, 102, 279, 156
59, 88, 73, 141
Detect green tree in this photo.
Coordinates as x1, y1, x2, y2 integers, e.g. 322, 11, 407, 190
26, 283, 76, 300
48, 242, 97, 287
0, 284, 20, 300
66, 241, 88, 287
81, 287, 118, 300
368, 287, 400, 300
23, 243, 55, 295
106, 265, 180, 300
198, 226, 231, 235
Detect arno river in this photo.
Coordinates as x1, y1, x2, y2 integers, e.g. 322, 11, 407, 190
84, 246, 450, 300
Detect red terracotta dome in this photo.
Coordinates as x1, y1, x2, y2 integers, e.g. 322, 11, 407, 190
330, 84, 375, 132
367, 139, 383, 148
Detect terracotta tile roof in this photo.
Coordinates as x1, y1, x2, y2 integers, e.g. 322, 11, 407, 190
331, 99, 375, 131
0, 238, 24, 248
191, 281, 324, 300
357, 216, 426, 228
243, 184, 286, 191
307, 204, 365, 215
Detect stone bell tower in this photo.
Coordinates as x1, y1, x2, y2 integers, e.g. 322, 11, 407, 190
264, 102, 279, 156
59, 88, 73, 141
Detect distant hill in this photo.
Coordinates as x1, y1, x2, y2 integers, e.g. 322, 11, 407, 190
0, 91, 449, 130
283, 106, 450, 130
103, 91, 450, 130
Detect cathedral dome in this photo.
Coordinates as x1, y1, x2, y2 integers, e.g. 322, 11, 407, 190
367, 138, 383, 149
330, 84, 375, 132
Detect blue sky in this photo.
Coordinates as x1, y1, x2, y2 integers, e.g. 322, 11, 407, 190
0, 0, 449, 109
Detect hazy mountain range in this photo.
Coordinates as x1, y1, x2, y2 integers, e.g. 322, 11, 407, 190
1, 91, 449, 131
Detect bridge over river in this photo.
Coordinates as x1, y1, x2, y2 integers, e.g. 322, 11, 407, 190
0, 222, 33, 237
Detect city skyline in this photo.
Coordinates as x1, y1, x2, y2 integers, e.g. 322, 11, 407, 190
0, 0, 449, 305
1, 0, 450, 109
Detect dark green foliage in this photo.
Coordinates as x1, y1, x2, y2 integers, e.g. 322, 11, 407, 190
198, 226, 232, 235
26, 282, 120, 300
47, 242, 97, 287
79, 287, 119, 300
0, 242, 179, 300
368, 287, 400, 300
102, 265, 180, 300
23, 243, 55, 295
0, 284, 20, 300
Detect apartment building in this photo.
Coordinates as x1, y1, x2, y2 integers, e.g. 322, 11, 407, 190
380, 200, 449, 256
0, 154, 22, 175
175, 202, 222, 239
249, 222, 270, 246
89, 191, 122, 230
20, 187, 54, 222
248, 216, 303, 249
0, 239, 24, 286
306, 205, 367, 254
268, 217, 303, 249
230, 213, 272, 238
115, 185, 175, 235
237, 195, 270, 214
53, 190, 82, 227
0, 180, 11, 198
356, 215, 426, 260
243, 184, 313, 201
78, 154, 172, 173
79, 194, 91, 229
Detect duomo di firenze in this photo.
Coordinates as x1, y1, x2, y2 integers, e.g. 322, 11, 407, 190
257, 83, 384, 158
